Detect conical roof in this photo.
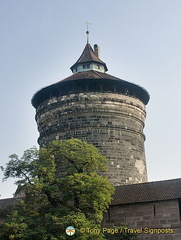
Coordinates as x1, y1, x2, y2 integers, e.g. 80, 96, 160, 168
32, 41, 150, 109
70, 43, 108, 72
32, 70, 150, 108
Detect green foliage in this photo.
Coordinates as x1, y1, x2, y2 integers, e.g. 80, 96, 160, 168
0, 139, 137, 240
1, 146, 39, 186
0, 139, 115, 240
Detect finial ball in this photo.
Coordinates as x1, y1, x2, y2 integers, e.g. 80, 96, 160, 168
86, 31, 89, 35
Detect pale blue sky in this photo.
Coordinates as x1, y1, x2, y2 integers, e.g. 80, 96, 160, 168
1, 0, 181, 198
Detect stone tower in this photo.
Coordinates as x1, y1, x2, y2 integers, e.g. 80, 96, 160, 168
32, 38, 150, 186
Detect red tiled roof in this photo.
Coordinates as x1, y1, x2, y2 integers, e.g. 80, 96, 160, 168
111, 178, 181, 205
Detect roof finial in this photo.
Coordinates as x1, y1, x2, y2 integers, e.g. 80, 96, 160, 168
84, 21, 90, 44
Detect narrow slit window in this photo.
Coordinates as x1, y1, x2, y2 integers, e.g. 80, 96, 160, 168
108, 208, 111, 220
153, 205, 156, 216
178, 199, 181, 221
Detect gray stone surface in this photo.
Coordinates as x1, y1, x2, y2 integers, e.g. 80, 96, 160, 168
35, 92, 148, 186
103, 199, 181, 240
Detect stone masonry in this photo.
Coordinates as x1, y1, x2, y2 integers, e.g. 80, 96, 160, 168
102, 178, 181, 240
2, 40, 181, 240
35, 91, 147, 186
103, 200, 181, 240
32, 42, 150, 186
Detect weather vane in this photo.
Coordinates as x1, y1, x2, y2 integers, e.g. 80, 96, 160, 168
84, 21, 90, 43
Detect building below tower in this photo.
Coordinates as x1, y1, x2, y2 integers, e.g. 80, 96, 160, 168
102, 178, 181, 240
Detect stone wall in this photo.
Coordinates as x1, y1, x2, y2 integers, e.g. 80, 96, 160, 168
0, 197, 21, 224
1, 197, 181, 240
103, 199, 181, 240
35, 92, 148, 186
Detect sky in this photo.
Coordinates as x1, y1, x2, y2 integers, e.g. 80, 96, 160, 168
0, 0, 181, 199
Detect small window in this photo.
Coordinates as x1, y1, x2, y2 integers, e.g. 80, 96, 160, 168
97, 65, 100, 69
75, 67, 77, 72
153, 205, 156, 216
178, 199, 181, 221
83, 64, 90, 69
108, 208, 111, 220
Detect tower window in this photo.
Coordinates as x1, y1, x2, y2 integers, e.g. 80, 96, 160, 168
153, 205, 156, 216
108, 208, 111, 220
178, 199, 181, 221
83, 64, 90, 69
97, 65, 100, 69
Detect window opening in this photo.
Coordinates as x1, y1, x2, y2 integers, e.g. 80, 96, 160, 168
83, 64, 90, 69
153, 205, 156, 216
108, 208, 111, 220
178, 199, 181, 221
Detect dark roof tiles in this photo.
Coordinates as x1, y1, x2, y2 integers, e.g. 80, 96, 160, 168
112, 178, 181, 205
70, 44, 108, 71
32, 70, 150, 108
60, 70, 120, 82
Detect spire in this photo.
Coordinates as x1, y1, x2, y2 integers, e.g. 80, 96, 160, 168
70, 23, 108, 73
85, 21, 90, 44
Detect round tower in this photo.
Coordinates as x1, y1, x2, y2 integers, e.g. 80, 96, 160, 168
32, 39, 149, 186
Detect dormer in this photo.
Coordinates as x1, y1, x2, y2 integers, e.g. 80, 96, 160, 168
70, 43, 108, 74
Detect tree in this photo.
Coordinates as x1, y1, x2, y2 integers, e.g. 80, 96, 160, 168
0, 139, 114, 240
0, 139, 138, 240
